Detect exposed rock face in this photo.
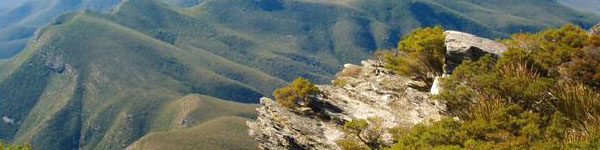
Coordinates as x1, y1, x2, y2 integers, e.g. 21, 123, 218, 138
247, 60, 445, 150
444, 31, 507, 74
591, 23, 600, 35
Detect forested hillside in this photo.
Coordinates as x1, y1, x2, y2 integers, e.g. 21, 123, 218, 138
0, 0, 599, 149
559, 0, 600, 15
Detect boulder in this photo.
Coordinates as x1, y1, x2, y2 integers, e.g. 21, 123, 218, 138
444, 31, 506, 74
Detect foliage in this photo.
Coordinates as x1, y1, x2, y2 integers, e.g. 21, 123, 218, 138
384, 26, 445, 88
336, 137, 370, 150
500, 24, 600, 87
333, 78, 348, 87
0, 141, 31, 150
273, 78, 320, 108
339, 66, 363, 78
388, 107, 576, 150
438, 55, 557, 118
2, 0, 599, 149
338, 118, 386, 150
567, 47, 600, 87
397, 26, 447, 61
385, 24, 600, 149
549, 83, 600, 136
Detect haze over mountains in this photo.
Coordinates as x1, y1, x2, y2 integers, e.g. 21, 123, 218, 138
1, 0, 599, 149
559, 0, 600, 15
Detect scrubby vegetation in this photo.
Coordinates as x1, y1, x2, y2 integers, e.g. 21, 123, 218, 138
332, 78, 348, 87
337, 118, 386, 150
383, 26, 445, 88
2, 0, 599, 149
273, 78, 320, 108
0, 141, 31, 150
372, 24, 600, 150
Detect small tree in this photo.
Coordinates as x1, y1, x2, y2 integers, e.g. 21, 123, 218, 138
338, 118, 386, 150
273, 77, 320, 108
384, 26, 445, 88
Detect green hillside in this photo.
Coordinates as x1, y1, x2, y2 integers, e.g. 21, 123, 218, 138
128, 116, 257, 150
128, 95, 257, 150
0, 0, 204, 59
0, 0, 599, 149
0, 0, 123, 59
559, 0, 600, 15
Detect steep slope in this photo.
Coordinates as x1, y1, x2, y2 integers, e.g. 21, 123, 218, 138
2, 0, 599, 59
0, 0, 206, 59
1, 0, 600, 149
559, 0, 600, 15
0, 10, 267, 150
128, 116, 257, 150
128, 95, 257, 150
0, 0, 124, 59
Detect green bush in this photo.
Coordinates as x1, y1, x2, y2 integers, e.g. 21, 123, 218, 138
384, 26, 445, 88
549, 83, 600, 135
338, 118, 386, 150
336, 137, 370, 150
333, 78, 348, 87
0, 141, 31, 150
273, 78, 320, 108
500, 24, 600, 87
380, 24, 600, 150
388, 107, 572, 150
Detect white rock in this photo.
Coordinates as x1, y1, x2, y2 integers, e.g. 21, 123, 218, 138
2, 116, 15, 124
430, 76, 442, 95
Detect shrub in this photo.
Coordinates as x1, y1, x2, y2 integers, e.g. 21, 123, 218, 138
333, 78, 348, 87
336, 138, 370, 150
273, 78, 319, 108
397, 26, 446, 60
388, 105, 572, 150
567, 47, 600, 87
0, 141, 31, 150
391, 24, 600, 149
439, 55, 557, 117
549, 83, 600, 135
384, 26, 445, 88
500, 24, 599, 87
338, 118, 386, 150
339, 66, 363, 77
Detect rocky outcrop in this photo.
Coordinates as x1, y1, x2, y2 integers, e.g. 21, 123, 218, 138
247, 60, 445, 150
444, 31, 506, 74
591, 23, 600, 35
248, 31, 508, 150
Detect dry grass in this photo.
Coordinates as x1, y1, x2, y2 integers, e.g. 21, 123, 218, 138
550, 83, 600, 136
332, 78, 348, 87
338, 66, 363, 78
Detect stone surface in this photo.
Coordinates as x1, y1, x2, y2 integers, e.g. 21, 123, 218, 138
591, 23, 600, 35
247, 60, 445, 150
2, 116, 15, 124
444, 31, 507, 74
430, 76, 442, 95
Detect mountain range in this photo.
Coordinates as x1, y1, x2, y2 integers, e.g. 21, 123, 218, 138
559, 0, 600, 15
1, 0, 599, 149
